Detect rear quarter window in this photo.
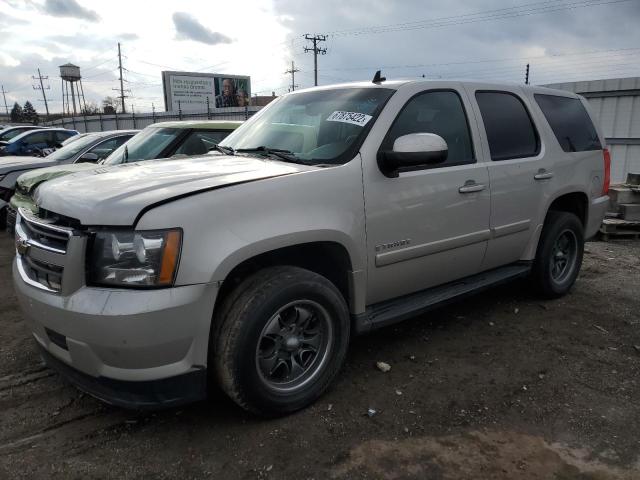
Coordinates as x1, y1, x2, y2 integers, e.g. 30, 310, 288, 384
534, 94, 602, 152
476, 91, 540, 161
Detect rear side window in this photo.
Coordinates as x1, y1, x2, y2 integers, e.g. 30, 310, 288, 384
23, 131, 50, 145
534, 94, 601, 152
476, 91, 539, 161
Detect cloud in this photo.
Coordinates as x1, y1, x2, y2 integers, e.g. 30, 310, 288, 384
272, 0, 640, 87
172, 12, 232, 45
45, 32, 137, 51
119, 33, 139, 41
40, 0, 100, 22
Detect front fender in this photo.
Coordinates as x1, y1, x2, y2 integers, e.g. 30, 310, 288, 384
136, 158, 368, 288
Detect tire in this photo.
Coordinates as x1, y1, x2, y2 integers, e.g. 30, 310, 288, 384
211, 266, 350, 416
531, 211, 584, 298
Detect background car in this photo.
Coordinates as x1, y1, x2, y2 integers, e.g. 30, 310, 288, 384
0, 125, 48, 145
102, 120, 243, 165
1, 130, 137, 230
0, 128, 78, 157
7, 120, 241, 221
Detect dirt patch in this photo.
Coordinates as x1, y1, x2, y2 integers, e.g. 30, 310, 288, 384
0, 232, 639, 479
332, 430, 639, 479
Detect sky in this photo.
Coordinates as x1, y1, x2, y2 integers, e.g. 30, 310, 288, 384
1, 0, 640, 114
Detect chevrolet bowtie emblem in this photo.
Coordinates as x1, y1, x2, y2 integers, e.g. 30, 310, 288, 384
15, 238, 29, 256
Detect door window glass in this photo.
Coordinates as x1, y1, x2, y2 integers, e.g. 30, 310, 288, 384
88, 136, 131, 160
382, 90, 475, 167
475, 91, 539, 160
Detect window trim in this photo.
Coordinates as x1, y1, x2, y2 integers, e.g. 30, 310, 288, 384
377, 88, 477, 176
475, 90, 541, 162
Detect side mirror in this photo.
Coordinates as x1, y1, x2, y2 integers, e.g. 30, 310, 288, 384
378, 133, 448, 177
76, 152, 100, 163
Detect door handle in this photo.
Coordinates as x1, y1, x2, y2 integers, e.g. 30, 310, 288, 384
458, 181, 486, 193
534, 169, 554, 180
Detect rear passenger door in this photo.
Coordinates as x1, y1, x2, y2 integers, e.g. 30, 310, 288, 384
466, 87, 552, 270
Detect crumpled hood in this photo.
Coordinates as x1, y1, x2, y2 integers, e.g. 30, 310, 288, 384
17, 162, 96, 193
0, 155, 55, 174
35, 155, 315, 226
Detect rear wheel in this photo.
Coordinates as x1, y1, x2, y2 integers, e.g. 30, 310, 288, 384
211, 266, 350, 416
531, 211, 584, 298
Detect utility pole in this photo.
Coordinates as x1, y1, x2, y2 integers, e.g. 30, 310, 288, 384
304, 34, 327, 86
116, 42, 127, 113
525, 63, 530, 85
0, 85, 8, 115
32, 68, 50, 117
285, 60, 300, 92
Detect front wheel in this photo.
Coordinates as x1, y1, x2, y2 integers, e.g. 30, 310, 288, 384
531, 211, 584, 298
211, 266, 350, 416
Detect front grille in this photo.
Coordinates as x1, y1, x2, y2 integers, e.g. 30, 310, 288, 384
21, 255, 63, 291
15, 208, 77, 293
19, 214, 70, 253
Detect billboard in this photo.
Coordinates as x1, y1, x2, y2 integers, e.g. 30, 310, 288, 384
162, 71, 251, 112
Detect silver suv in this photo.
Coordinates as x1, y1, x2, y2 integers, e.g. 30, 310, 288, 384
13, 79, 610, 415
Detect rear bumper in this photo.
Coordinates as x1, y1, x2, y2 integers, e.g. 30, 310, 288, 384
586, 195, 609, 239
38, 342, 208, 409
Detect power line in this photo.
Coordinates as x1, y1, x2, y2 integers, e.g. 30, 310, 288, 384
328, 0, 634, 37
318, 46, 640, 75
304, 34, 327, 86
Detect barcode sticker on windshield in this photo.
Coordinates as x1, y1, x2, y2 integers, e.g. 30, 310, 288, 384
326, 111, 372, 127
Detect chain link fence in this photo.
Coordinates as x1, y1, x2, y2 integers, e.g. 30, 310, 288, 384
42, 106, 261, 133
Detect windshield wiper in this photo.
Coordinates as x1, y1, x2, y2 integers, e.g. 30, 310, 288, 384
209, 144, 235, 155
235, 146, 302, 163
124, 145, 129, 161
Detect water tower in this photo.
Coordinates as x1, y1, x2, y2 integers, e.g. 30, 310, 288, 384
60, 63, 87, 115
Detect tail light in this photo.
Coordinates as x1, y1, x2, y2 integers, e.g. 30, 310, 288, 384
602, 148, 611, 195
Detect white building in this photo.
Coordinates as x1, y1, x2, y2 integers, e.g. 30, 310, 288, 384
545, 77, 640, 184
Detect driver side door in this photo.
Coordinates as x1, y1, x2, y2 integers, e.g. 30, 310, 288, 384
362, 87, 491, 304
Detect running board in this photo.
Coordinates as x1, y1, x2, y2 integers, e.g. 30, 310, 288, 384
354, 263, 531, 334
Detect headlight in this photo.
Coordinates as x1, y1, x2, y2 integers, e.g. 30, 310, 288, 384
89, 229, 182, 287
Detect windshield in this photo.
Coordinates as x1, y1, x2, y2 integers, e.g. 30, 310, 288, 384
102, 127, 179, 165
220, 87, 394, 164
44, 134, 102, 162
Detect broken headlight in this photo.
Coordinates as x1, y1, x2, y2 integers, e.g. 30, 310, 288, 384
89, 229, 182, 288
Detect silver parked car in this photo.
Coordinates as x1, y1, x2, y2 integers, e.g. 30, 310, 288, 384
0, 130, 137, 228
13, 79, 609, 415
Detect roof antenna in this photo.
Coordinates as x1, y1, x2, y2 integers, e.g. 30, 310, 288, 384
372, 70, 386, 84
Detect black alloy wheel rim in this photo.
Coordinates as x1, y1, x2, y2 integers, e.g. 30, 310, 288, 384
550, 229, 578, 284
255, 300, 333, 392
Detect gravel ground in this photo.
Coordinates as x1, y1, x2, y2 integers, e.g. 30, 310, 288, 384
0, 230, 639, 479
